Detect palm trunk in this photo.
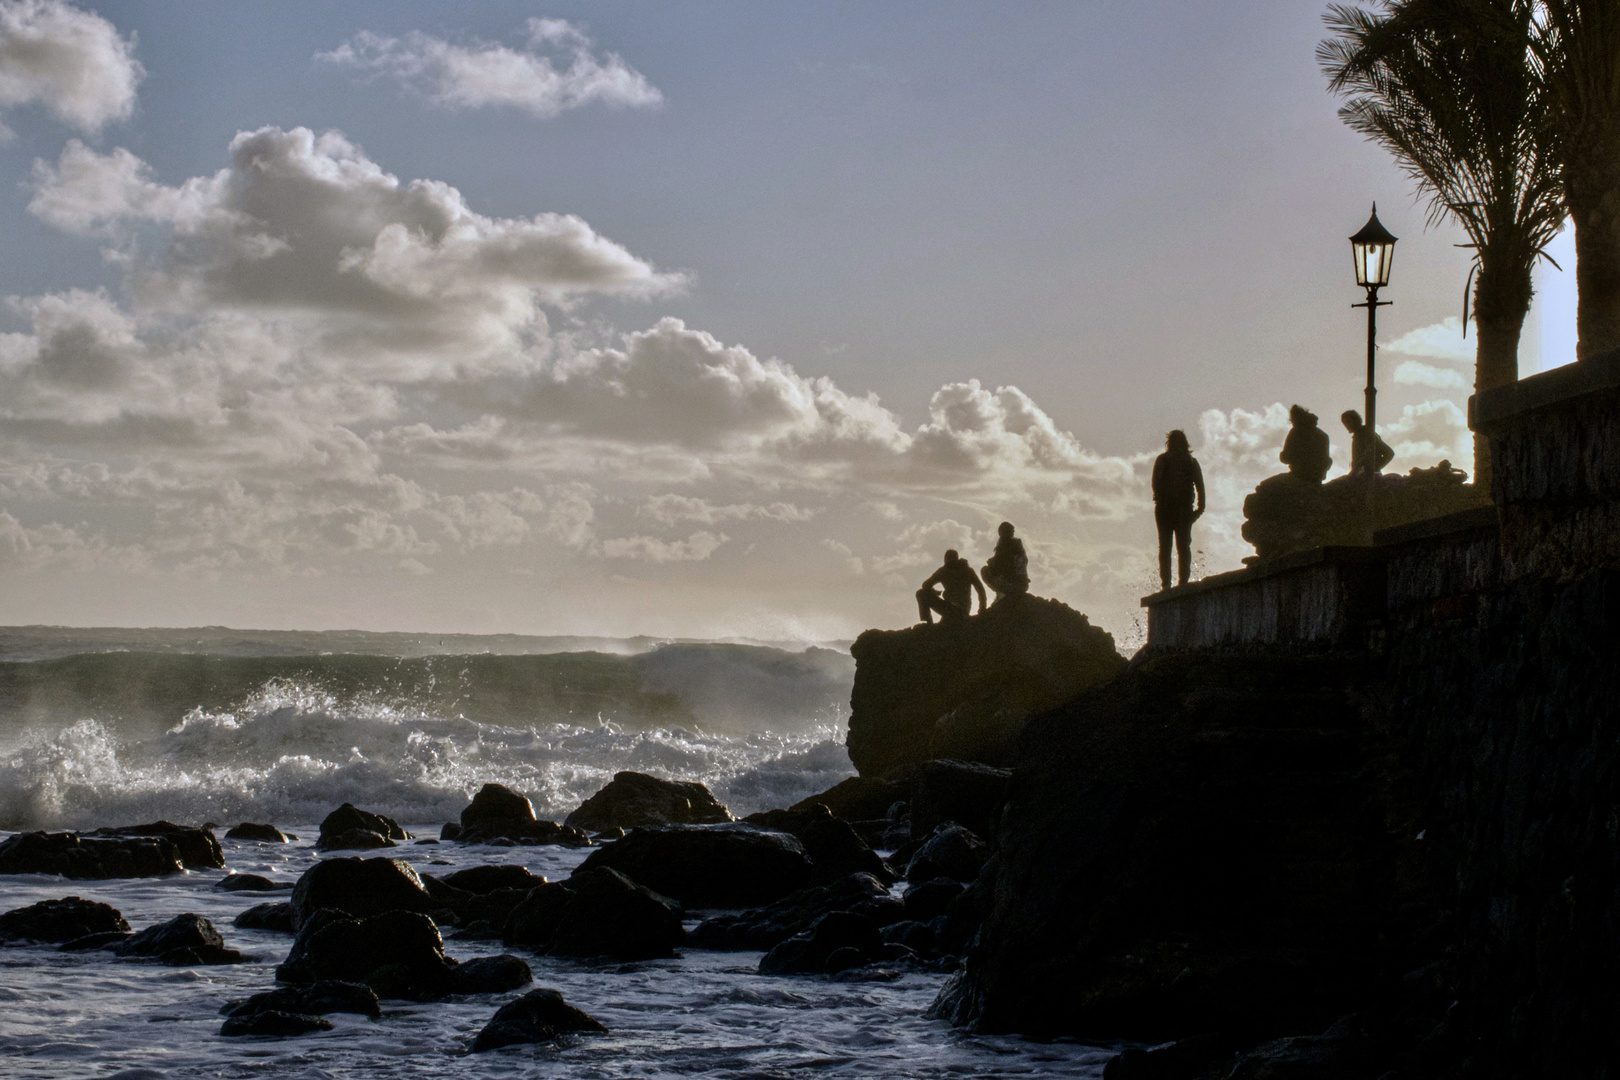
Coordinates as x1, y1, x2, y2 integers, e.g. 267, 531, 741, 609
1565, 127, 1620, 360
1472, 260, 1532, 492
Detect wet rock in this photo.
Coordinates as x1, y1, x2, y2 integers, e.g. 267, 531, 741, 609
744, 805, 895, 884
278, 909, 452, 1000
316, 803, 409, 851
690, 872, 902, 951
503, 866, 684, 960
58, 930, 132, 951
449, 954, 533, 994
444, 865, 545, 894
903, 878, 965, 922
909, 759, 1012, 841
577, 823, 813, 908
217, 873, 293, 892
220, 1010, 332, 1037
0, 896, 129, 943
460, 783, 536, 828
221, 980, 381, 1019
88, 822, 224, 870
115, 913, 247, 964
758, 911, 884, 976
456, 818, 591, 847
288, 857, 436, 928
905, 823, 988, 883
234, 902, 295, 933
564, 771, 732, 832
791, 776, 907, 822
471, 987, 607, 1052
0, 831, 184, 879
880, 919, 937, 956
439, 822, 462, 841
224, 823, 289, 843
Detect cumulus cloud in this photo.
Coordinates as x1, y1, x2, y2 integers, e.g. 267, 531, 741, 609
1384, 399, 1471, 469
638, 495, 817, 526
318, 18, 661, 119
0, 0, 141, 137
1394, 359, 1469, 390
1384, 317, 1472, 362
601, 530, 727, 563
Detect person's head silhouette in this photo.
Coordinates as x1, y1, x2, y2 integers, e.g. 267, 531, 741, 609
1165, 429, 1190, 453
1290, 404, 1317, 428
998, 522, 1015, 539
943, 549, 959, 563
1341, 409, 1364, 433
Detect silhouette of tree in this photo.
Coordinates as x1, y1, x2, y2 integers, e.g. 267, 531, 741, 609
1532, 0, 1620, 359
1320, 0, 1564, 487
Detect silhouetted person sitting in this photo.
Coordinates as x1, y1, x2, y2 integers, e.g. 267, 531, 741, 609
1340, 409, 1394, 476
1279, 405, 1331, 483
981, 522, 1030, 602
916, 549, 986, 624
1152, 429, 1206, 591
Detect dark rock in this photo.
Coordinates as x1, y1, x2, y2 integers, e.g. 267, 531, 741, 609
440, 822, 462, 841
88, 822, 224, 870
903, 878, 965, 922
0, 831, 183, 879
909, 759, 1012, 841
690, 872, 900, 951
115, 913, 246, 964
791, 776, 906, 822
1104, 1034, 1236, 1080
59, 930, 132, 951
832, 963, 904, 983
456, 819, 591, 847
220, 1010, 332, 1037
221, 980, 381, 1019
444, 865, 545, 894
316, 803, 408, 851
564, 771, 732, 832
1242, 469, 1485, 562
278, 909, 451, 1000
823, 946, 866, 974
217, 873, 292, 892
503, 866, 684, 960
449, 954, 533, 994
744, 805, 895, 884
905, 823, 988, 883
234, 902, 295, 933
224, 823, 288, 843
0, 896, 128, 943
847, 593, 1126, 776
577, 823, 813, 908
288, 857, 436, 928
460, 783, 537, 827
471, 987, 606, 1052
759, 911, 884, 975
880, 919, 937, 956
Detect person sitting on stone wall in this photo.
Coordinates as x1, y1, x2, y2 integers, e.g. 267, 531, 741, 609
916, 549, 987, 625
1340, 409, 1394, 475
1279, 405, 1332, 483
981, 522, 1030, 602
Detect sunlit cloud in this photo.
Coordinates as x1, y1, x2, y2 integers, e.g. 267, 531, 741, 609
0, 0, 142, 138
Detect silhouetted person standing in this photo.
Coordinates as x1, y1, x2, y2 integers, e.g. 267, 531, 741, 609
1340, 409, 1394, 476
981, 522, 1030, 602
1279, 405, 1331, 483
1152, 430, 1205, 591
916, 549, 986, 624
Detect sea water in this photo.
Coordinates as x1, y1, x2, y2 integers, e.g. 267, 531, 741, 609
0, 627, 1112, 1078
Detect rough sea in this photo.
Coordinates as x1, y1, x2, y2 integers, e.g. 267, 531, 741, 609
0, 626, 1113, 1078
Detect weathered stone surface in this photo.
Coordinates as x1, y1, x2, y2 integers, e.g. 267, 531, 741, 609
460, 783, 536, 827
743, 805, 894, 884
905, 824, 987, 884
689, 872, 901, 951
288, 857, 436, 928
790, 776, 907, 822
0, 831, 184, 880
220, 1010, 332, 1037
443, 864, 545, 895
564, 771, 732, 832
217, 873, 293, 892
908, 759, 1011, 841
278, 909, 452, 1000
224, 822, 289, 843
0, 896, 128, 942
471, 987, 606, 1052
234, 902, 295, 933
116, 913, 246, 964
503, 866, 684, 960
758, 911, 884, 975
577, 823, 813, 908
1241, 469, 1485, 563
88, 822, 224, 869
455, 818, 590, 847
316, 804, 409, 851
901, 878, 964, 923
847, 593, 1126, 776
221, 980, 381, 1020
449, 953, 533, 994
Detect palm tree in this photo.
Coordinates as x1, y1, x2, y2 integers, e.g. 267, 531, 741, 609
1320, 0, 1565, 488
1533, 1, 1620, 359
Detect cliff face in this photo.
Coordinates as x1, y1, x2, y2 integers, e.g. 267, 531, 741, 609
845, 593, 1126, 777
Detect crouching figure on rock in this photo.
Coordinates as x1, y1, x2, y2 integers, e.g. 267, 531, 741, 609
917, 550, 986, 625
981, 522, 1030, 604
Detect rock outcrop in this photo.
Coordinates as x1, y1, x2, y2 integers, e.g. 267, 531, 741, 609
690, 872, 903, 951
0, 897, 129, 942
88, 822, 224, 869
471, 988, 606, 1052
846, 593, 1126, 776
116, 913, 247, 964
224, 823, 290, 843
564, 771, 732, 832
277, 907, 531, 1000
0, 831, 184, 879
576, 823, 813, 908
316, 803, 410, 851
743, 805, 893, 884
288, 857, 438, 928
502, 866, 684, 960
1241, 468, 1486, 563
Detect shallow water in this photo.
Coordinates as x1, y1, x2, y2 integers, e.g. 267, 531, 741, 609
0, 830, 1113, 1079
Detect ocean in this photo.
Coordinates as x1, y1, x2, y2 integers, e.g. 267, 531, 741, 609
0, 626, 1112, 1077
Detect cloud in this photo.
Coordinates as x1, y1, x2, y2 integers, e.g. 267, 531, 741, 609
0, 0, 141, 136
1384, 399, 1471, 470
601, 530, 727, 563
1393, 359, 1469, 390
638, 495, 817, 526
318, 18, 662, 119
1384, 317, 1472, 362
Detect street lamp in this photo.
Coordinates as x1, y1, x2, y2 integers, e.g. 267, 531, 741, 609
1350, 204, 1396, 476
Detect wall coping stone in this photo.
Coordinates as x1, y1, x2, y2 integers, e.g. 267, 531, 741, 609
1471, 346, 1620, 430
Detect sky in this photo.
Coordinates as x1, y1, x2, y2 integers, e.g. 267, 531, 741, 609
0, 0, 1580, 646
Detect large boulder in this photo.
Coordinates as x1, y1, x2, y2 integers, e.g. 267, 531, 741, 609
847, 593, 1126, 776
220, 1010, 332, 1037
0, 897, 129, 942
460, 783, 535, 827
0, 831, 183, 879
503, 866, 684, 960
906, 823, 989, 884
88, 822, 224, 869
758, 911, 886, 975
316, 804, 409, 851
564, 771, 732, 832
471, 988, 606, 1052
288, 857, 437, 928
220, 980, 381, 1020
791, 776, 907, 822
443, 864, 545, 894
235, 902, 295, 933
115, 913, 246, 964
224, 823, 289, 843
577, 823, 814, 908
909, 759, 1011, 841
690, 872, 903, 951
743, 805, 894, 884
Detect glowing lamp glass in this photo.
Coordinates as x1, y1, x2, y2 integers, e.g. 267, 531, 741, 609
1350, 205, 1398, 288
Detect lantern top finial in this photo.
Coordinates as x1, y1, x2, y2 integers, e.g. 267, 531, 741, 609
1350, 203, 1397, 247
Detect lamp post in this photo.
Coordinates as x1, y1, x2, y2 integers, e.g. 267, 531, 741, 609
1350, 204, 1397, 476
